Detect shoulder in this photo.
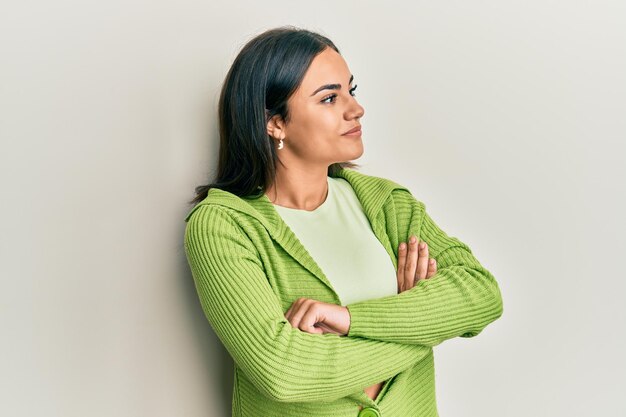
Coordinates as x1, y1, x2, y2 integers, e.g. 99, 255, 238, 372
184, 204, 243, 239
334, 168, 409, 191
184, 185, 252, 223
389, 186, 426, 212
184, 203, 263, 256
370, 172, 426, 216
336, 168, 426, 208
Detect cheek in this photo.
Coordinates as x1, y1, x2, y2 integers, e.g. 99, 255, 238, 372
313, 111, 343, 139
294, 109, 337, 137
289, 105, 344, 148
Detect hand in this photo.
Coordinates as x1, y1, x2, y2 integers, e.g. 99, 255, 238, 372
284, 298, 350, 336
397, 236, 437, 293
358, 237, 439, 407
284, 298, 381, 404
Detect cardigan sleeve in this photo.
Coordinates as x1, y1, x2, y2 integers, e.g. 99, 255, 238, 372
184, 204, 432, 403
345, 189, 504, 347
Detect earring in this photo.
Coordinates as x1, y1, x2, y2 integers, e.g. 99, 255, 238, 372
278, 138, 284, 149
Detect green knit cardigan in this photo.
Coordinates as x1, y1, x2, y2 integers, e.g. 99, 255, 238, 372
183, 168, 504, 417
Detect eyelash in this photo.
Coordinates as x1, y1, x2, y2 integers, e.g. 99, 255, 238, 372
321, 84, 358, 104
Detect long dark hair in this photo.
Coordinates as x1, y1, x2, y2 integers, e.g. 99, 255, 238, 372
188, 26, 360, 206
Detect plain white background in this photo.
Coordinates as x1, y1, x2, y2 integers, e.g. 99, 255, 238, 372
1, 1, 624, 416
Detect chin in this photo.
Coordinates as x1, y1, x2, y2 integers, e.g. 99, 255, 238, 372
345, 140, 364, 159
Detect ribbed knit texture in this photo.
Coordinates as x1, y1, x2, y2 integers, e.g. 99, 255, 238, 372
183, 168, 504, 417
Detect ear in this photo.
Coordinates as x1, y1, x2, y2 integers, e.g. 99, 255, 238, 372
266, 112, 286, 140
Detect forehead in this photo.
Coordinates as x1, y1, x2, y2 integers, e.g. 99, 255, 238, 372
297, 48, 351, 94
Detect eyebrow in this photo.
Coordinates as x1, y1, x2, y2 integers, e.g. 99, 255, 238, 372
310, 74, 354, 96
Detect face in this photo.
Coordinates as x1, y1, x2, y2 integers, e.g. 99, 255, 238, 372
267, 47, 365, 166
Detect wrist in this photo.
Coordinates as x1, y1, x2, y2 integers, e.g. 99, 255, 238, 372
343, 306, 352, 336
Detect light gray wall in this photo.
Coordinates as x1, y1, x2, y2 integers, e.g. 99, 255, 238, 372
1, 1, 624, 416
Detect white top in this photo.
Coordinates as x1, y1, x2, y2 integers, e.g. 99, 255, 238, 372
273, 176, 398, 306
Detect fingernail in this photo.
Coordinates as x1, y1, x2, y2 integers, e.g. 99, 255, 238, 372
430, 259, 435, 264
399, 243, 406, 250
419, 242, 425, 250
410, 236, 416, 244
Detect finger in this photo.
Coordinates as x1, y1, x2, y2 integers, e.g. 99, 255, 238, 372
298, 302, 324, 334
404, 236, 418, 291
314, 322, 339, 335
285, 305, 294, 320
415, 241, 429, 282
285, 297, 305, 323
314, 322, 332, 333
396, 242, 407, 292
290, 298, 314, 329
427, 258, 437, 279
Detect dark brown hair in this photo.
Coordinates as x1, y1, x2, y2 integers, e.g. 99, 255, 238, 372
188, 25, 360, 206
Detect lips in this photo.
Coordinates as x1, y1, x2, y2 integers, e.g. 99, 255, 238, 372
342, 125, 362, 135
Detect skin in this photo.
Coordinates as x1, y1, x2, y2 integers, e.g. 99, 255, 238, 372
265, 46, 364, 210
267, 47, 438, 407
284, 238, 437, 409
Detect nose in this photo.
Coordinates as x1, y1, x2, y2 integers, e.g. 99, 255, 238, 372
346, 98, 365, 120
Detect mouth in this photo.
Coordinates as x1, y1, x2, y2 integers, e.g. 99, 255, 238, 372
342, 125, 362, 136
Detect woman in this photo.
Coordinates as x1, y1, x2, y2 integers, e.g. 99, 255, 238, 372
184, 26, 503, 417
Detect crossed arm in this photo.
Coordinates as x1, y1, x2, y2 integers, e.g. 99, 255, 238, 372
184, 204, 432, 403
183, 191, 503, 403
344, 189, 504, 347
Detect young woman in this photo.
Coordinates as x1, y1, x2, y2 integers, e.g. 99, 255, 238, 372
184, 26, 503, 417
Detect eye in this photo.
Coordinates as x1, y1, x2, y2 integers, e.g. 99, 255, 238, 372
320, 84, 358, 104
320, 94, 337, 104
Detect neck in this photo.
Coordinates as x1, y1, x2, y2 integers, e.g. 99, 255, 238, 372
266, 166, 329, 211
